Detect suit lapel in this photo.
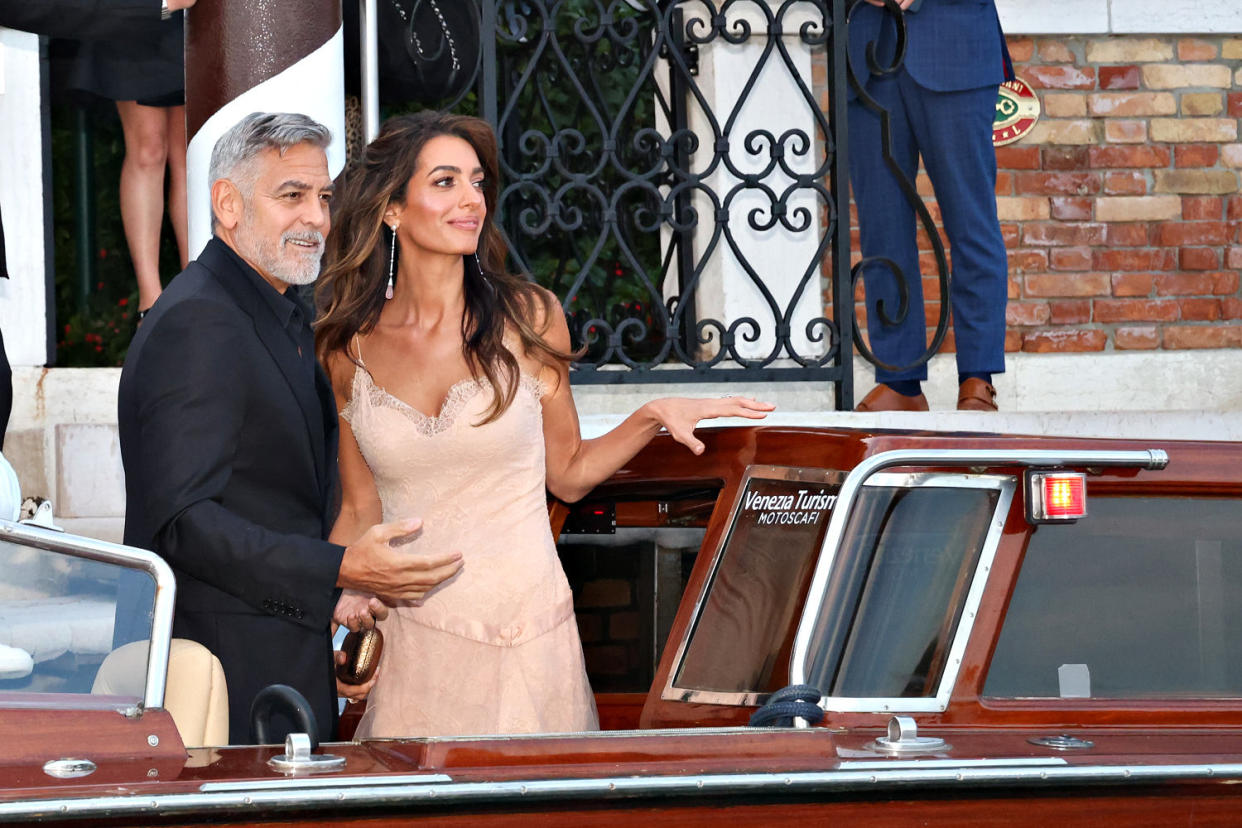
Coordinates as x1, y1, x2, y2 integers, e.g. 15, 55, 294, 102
200, 239, 328, 487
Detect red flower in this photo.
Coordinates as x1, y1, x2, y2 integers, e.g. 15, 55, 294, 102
118, 297, 129, 307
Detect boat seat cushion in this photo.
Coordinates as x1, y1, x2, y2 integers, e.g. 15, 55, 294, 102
92, 638, 230, 748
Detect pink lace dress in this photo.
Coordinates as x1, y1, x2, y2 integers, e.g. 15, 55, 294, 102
341, 348, 598, 738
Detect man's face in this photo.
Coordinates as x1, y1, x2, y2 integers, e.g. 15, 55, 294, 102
231, 143, 334, 291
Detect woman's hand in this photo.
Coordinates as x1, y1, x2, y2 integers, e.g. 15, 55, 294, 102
333, 589, 389, 634
645, 396, 774, 455
335, 651, 380, 703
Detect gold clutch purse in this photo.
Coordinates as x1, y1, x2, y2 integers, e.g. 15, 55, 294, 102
336, 628, 384, 685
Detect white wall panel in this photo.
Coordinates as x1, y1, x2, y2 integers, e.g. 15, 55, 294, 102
996, 0, 1242, 34
1111, 0, 1242, 33
0, 29, 49, 367
996, 0, 1109, 35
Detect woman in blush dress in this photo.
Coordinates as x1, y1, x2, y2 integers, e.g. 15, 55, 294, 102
315, 111, 771, 738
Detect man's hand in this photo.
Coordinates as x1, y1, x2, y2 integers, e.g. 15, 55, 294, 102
864, 0, 916, 8
333, 590, 389, 633
337, 518, 463, 602
167, 0, 197, 11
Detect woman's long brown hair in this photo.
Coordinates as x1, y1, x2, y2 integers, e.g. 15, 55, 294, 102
315, 112, 573, 423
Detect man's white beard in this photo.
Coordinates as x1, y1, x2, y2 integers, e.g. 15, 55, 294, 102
235, 215, 324, 286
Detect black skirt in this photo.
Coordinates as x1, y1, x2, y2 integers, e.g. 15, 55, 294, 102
61, 13, 185, 105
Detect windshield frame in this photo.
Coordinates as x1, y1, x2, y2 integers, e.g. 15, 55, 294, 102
0, 520, 176, 710
794, 471, 1014, 713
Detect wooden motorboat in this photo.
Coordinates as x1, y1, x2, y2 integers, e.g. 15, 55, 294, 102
4, 426, 1242, 825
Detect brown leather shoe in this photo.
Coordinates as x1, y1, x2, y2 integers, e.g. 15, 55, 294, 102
957, 378, 998, 411
856, 384, 930, 412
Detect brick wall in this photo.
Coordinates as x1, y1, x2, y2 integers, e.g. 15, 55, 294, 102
835, 35, 1242, 355
1001, 35, 1242, 352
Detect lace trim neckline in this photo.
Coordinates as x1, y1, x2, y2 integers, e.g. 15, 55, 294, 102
346, 366, 546, 435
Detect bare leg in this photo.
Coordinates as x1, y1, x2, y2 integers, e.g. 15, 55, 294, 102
165, 105, 189, 269
116, 100, 170, 311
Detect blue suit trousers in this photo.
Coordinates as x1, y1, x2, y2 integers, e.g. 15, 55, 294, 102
848, 68, 1008, 383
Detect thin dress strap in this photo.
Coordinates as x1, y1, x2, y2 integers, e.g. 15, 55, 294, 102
340, 334, 368, 424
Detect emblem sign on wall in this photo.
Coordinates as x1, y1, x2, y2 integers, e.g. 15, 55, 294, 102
993, 77, 1041, 147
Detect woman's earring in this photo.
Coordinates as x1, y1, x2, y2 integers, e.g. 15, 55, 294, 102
386, 224, 398, 300
474, 252, 482, 276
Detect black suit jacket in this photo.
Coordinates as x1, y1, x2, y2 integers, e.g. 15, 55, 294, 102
118, 237, 345, 744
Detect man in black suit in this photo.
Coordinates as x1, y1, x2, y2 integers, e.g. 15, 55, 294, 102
118, 112, 463, 744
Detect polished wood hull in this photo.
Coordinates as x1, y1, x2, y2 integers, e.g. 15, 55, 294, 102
6, 427, 1242, 825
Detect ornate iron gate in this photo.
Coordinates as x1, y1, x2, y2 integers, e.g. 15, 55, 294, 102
433, 0, 944, 409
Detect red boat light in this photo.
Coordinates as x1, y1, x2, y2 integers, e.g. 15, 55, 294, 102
1025, 471, 1087, 523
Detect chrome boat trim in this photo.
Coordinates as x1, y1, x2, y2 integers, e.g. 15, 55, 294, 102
201, 774, 453, 792
0, 520, 177, 712
3, 760, 1241, 821
838, 758, 1067, 770
806, 472, 1014, 714
789, 449, 1169, 702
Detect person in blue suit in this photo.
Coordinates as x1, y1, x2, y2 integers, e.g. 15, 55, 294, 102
847, 0, 1011, 411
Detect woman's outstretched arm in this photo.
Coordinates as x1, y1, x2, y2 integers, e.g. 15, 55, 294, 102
538, 296, 773, 503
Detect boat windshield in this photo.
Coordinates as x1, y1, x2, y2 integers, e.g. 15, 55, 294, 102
0, 524, 159, 701
794, 472, 1012, 711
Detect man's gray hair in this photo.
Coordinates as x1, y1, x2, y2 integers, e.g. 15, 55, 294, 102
209, 112, 332, 224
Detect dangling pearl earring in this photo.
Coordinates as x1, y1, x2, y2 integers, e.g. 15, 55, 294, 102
386, 223, 398, 300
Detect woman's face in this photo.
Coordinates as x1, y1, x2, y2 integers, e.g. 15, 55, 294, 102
387, 134, 486, 261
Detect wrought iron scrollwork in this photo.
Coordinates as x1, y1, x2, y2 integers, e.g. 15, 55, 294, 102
486, 0, 850, 393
